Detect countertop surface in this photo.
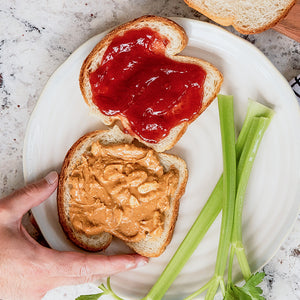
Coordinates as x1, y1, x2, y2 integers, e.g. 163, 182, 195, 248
0, 0, 300, 299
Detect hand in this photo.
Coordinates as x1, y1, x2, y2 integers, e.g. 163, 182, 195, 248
0, 171, 148, 300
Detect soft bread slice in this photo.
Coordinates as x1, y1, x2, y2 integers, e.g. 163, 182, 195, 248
184, 0, 296, 34
57, 126, 188, 256
79, 15, 223, 152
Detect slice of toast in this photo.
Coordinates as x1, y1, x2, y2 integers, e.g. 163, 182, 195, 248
79, 15, 223, 152
184, 0, 296, 34
57, 126, 188, 256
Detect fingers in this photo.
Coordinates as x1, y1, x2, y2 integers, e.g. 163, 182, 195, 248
48, 251, 148, 281
19, 227, 148, 293
0, 171, 58, 223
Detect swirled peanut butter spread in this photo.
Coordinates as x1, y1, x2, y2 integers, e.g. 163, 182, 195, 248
68, 143, 179, 242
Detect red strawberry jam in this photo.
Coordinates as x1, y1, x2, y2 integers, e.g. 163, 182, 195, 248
89, 27, 206, 143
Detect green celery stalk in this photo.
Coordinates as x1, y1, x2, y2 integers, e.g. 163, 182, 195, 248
185, 100, 274, 300
143, 98, 274, 300
236, 99, 273, 160
230, 116, 272, 282
204, 95, 236, 300
215, 95, 236, 276
190, 113, 273, 299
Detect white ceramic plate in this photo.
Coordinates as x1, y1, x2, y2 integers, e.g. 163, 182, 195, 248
23, 18, 300, 299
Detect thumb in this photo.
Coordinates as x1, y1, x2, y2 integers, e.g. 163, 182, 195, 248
0, 171, 58, 223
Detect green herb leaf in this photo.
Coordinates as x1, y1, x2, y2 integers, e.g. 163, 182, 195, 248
225, 285, 251, 300
75, 277, 125, 300
225, 273, 266, 300
75, 293, 103, 300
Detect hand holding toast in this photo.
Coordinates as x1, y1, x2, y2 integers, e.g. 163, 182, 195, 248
0, 172, 147, 300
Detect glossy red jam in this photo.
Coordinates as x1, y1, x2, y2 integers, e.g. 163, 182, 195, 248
89, 28, 206, 143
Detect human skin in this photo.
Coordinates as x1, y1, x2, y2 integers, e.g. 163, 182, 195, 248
0, 171, 148, 300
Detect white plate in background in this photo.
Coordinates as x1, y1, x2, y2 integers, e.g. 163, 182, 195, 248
23, 18, 300, 299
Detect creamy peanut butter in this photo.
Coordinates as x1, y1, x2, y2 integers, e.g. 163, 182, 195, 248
68, 142, 179, 242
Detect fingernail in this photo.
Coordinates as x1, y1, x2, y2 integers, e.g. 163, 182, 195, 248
44, 171, 58, 185
126, 255, 148, 269
134, 255, 149, 268
137, 259, 148, 268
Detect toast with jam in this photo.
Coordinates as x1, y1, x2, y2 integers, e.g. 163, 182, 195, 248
79, 15, 223, 152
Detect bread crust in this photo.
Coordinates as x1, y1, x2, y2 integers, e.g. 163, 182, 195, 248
58, 131, 113, 252
79, 15, 223, 152
57, 127, 188, 256
184, 0, 296, 34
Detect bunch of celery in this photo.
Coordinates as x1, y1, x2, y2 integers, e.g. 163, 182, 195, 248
77, 95, 274, 300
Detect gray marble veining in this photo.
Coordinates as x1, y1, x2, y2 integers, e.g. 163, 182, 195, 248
0, 0, 299, 299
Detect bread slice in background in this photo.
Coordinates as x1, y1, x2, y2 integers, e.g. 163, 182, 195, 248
57, 126, 188, 256
184, 0, 296, 34
79, 15, 223, 152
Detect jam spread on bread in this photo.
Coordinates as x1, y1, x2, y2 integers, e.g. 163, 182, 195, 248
89, 27, 206, 143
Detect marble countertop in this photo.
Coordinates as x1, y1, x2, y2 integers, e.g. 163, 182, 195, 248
0, 0, 299, 299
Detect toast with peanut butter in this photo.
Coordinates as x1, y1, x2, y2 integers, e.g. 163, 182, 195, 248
57, 126, 188, 256
79, 15, 223, 152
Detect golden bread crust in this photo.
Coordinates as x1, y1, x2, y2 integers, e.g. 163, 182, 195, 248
184, 0, 296, 34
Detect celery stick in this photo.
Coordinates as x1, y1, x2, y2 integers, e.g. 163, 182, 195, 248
232, 117, 271, 281
205, 95, 236, 300
143, 98, 274, 300
214, 95, 236, 277
236, 99, 273, 160
190, 115, 273, 299
184, 279, 214, 300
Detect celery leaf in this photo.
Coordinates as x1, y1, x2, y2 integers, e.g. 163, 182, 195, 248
76, 293, 103, 300
224, 272, 265, 300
